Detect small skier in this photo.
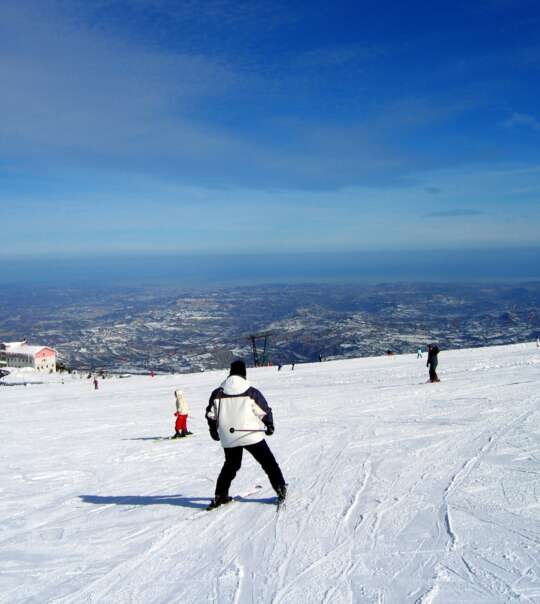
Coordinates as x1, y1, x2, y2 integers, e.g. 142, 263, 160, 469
93, 377, 99, 390
417, 348, 423, 359
537, 337, 539, 348
426, 344, 440, 383
173, 390, 192, 438
205, 360, 287, 510
291, 362, 295, 371
277, 364, 282, 371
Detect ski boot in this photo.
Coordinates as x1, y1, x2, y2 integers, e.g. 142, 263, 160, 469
206, 494, 233, 511
276, 484, 288, 505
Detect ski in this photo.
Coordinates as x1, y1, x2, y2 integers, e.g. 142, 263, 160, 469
149, 434, 195, 442
205, 485, 263, 512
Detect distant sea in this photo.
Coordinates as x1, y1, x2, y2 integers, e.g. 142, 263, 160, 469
2, 248, 540, 287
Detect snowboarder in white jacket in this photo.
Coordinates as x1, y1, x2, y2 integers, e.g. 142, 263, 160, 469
205, 360, 287, 509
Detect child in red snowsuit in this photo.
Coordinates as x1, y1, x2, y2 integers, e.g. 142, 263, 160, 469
173, 390, 192, 438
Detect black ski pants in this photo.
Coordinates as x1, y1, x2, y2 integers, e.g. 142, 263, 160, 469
428, 361, 439, 382
216, 440, 285, 497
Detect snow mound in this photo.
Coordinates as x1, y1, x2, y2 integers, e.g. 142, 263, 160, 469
1, 342, 540, 603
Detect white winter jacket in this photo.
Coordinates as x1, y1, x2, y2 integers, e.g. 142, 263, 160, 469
175, 390, 189, 415
205, 376, 274, 448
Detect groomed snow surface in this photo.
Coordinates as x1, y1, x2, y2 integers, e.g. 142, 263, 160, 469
2, 343, 540, 603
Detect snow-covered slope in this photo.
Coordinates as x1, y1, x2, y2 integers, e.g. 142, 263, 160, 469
1, 343, 540, 603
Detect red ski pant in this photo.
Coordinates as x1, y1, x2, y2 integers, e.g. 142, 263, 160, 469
175, 414, 188, 432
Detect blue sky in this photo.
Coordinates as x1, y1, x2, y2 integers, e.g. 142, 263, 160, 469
1, 0, 539, 256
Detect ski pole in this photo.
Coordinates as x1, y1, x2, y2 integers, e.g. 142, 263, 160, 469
229, 428, 267, 434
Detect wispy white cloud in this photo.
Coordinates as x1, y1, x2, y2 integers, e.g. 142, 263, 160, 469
474, 0, 533, 11
3, 160, 539, 257
503, 112, 540, 132
371, 97, 477, 130
0, 2, 239, 149
514, 45, 540, 68
107, 0, 291, 30
1, 0, 540, 214
290, 44, 385, 69
426, 209, 484, 218
0, 0, 487, 192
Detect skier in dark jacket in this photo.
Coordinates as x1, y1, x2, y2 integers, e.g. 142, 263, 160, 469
205, 360, 287, 510
426, 344, 440, 382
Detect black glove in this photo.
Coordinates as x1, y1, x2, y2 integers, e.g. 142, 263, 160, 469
209, 426, 220, 441
265, 424, 275, 436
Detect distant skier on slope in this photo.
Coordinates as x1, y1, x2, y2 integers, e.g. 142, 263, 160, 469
426, 344, 440, 382
173, 390, 192, 438
205, 360, 287, 510
417, 347, 423, 359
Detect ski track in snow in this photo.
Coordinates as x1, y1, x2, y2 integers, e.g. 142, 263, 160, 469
1, 343, 540, 603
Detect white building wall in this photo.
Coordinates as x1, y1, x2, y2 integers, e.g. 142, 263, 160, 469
1, 344, 57, 372
4, 352, 57, 372
36, 357, 56, 372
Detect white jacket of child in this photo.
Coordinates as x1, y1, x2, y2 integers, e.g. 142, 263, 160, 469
175, 390, 189, 415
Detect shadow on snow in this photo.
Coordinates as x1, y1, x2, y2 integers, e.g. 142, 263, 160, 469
123, 436, 178, 441
79, 494, 276, 509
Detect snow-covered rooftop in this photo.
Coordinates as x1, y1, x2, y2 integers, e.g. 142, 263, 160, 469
2, 342, 56, 355
2, 341, 27, 347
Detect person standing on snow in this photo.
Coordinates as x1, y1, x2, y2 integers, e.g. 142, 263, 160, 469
417, 347, 423, 359
173, 390, 192, 438
426, 344, 440, 382
205, 360, 287, 510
